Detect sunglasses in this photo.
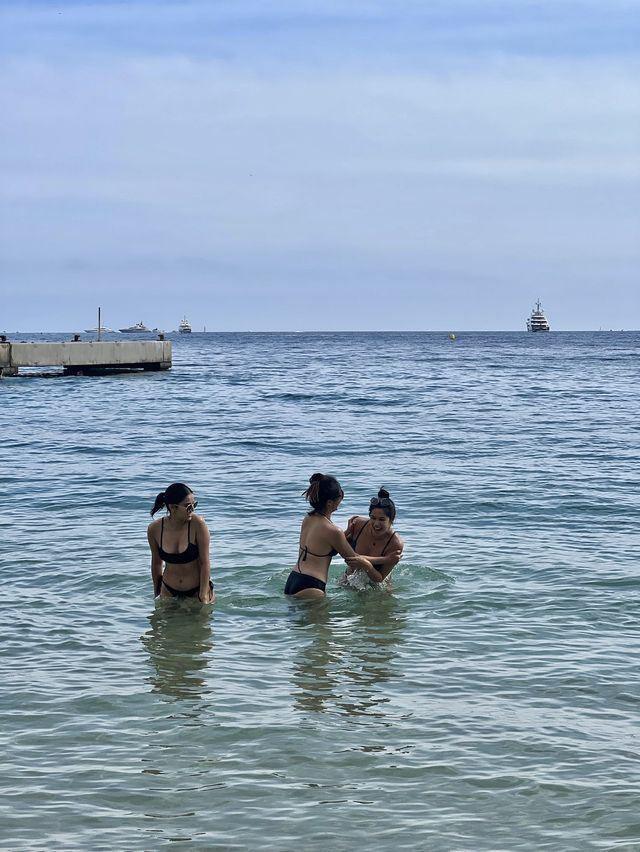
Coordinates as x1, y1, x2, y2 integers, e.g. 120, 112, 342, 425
181, 501, 198, 512
370, 497, 392, 508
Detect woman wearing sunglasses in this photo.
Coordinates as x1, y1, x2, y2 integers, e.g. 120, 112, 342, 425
343, 487, 403, 585
147, 482, 214, 602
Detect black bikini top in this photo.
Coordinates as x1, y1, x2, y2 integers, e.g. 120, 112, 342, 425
158, 518, 199, 564
298, 511, 338, 562
299, 543, 338, 561
347, 519, 396, 555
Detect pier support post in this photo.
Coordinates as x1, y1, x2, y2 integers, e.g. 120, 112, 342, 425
0, 342, 17, 377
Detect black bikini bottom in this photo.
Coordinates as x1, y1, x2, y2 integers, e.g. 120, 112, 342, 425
161, 578, 214, 600
284, 571, 326, 595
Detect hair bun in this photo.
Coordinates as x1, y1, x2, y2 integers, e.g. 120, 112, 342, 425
378, 487, 390, 499
310, 473, 324, 483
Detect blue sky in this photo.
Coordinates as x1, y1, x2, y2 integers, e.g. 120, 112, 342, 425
1, 0, 639, 330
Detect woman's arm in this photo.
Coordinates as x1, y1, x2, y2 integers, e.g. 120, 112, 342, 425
196, 518, 214, 602
342, 521, 404, 583
329, 527, 383, 584
344, 515, 364, 541
343, 517, 382, 572
364, 553, 402, 568
147, 524, 164, 597
373, 535, 404, 580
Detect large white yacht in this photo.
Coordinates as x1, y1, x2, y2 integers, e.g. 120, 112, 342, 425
178, 316, 192, 334
119, 321, 151, 333
526, 300, 550, 332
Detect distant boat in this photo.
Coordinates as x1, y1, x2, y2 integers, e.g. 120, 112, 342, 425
85, 307, 112, 333
178, 316, 192, 334
119, 321, 151, 333
526, 300, 550, 332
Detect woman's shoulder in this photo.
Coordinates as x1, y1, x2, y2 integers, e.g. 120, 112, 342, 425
389, 530, 404, 549
303, 512, 334, 537
345, 515, 367, 536
147, 517, 161, 533
191, 514, 209, 531
303, 511, 329, 526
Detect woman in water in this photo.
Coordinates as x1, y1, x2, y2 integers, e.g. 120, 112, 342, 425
284, 473, 378, 599
147, 482, 215, 602
343, 487, 403, 585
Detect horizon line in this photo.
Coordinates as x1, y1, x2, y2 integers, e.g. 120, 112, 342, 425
2, 328, 636, 335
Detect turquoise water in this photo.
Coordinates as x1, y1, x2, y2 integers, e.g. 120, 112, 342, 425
1, 331, 639, 851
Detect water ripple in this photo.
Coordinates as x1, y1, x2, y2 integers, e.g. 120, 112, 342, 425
1, 332, 639, 850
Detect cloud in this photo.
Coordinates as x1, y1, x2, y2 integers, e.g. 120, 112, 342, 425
1, 1, 639, 328
2, 0, 640, 64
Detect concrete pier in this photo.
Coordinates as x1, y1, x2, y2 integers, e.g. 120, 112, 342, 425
0, 340, 172, 376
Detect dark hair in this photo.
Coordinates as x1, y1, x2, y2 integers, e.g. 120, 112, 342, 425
302, 472, 344, 513
369, 487, 396, 522
150, 482, 194, 516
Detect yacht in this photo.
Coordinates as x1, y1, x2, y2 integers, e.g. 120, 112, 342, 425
119, 321, 151, 333
526, 300, 550, 332
178, 316, 192, 334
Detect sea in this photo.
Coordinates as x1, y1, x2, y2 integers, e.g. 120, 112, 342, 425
1, 331, 638, 851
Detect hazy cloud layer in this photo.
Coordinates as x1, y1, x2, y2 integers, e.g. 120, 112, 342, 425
1, 1, 639, 329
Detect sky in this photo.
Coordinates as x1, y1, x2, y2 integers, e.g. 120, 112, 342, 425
1, 0, 639, 331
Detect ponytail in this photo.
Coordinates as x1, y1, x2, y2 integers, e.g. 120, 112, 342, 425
150, 491, 166, 516
302, 472, 343, 512
150, 482, 193, 516
303, 472, 324, 508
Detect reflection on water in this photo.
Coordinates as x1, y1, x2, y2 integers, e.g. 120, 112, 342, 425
141, 603, 214, 700
337, 592, 407, 718
289, 591, 407, 716
288, 599, 339, 714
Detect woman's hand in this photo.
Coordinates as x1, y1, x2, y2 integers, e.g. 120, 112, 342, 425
345, 555, 373, 572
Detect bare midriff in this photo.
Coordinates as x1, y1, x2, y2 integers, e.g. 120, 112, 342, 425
161, 561, 200, 590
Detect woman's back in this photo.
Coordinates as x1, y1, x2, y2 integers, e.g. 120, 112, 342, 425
297, 513, 337, 578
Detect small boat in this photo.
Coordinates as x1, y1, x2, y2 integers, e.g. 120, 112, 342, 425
119, 321, 151, 333
526, 300, 550, 332
178, 316, 192, 334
